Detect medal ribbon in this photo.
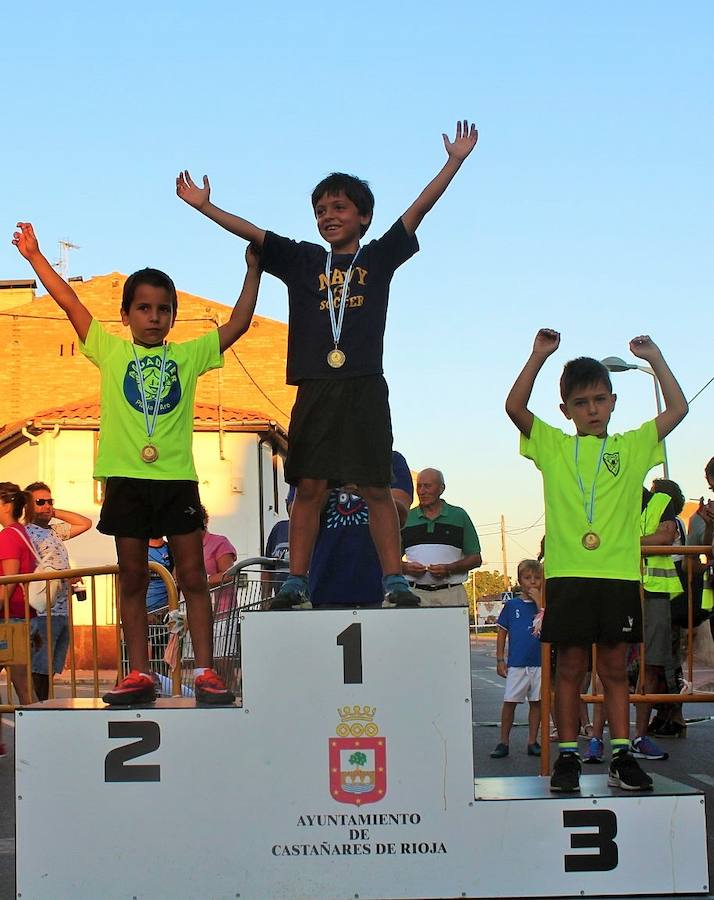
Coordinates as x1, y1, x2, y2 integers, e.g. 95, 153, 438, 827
325, 248, 361, 351
574, 436, 607, 527
131, 344, 168, 441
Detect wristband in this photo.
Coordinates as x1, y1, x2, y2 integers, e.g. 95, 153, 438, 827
497, 658, 505, 663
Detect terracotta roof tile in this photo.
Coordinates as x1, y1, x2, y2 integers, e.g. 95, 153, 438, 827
0, 397, 285, 441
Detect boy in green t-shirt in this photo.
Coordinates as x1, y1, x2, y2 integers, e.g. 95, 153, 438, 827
506, 328, 687, 792
13, 222, 262, 706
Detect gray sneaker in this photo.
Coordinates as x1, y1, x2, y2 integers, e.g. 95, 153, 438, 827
384, 588, 420, 607
268, 586, 311, 610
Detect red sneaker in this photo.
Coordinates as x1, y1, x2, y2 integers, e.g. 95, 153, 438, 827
102, 670, 156, 705
194, 669, 235, 705
0, 742, 7, 759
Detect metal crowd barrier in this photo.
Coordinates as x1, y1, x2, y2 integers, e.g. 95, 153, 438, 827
0, 562, 178, 709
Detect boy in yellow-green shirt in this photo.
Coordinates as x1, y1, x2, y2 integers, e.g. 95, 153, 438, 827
13, 222, 262, 706
506, 328, 687, 792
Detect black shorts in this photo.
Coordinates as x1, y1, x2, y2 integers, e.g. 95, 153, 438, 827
541, 577, 642, 646
285, 375, 393, 487
98, 478, 203, 539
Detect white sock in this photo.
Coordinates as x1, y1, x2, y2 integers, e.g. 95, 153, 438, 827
194, 667, 210, 677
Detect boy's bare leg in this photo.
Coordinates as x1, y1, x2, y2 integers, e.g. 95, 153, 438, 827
500, 701, 517, 745
597, 642, 630, 740
168, 530, 213, 668
527, 700, 541, 745
287, 479, 329, 576
358, 486, 401, 574
553, 645, 589, 742
115, 537, 151, 673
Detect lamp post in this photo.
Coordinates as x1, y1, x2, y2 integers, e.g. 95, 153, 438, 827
601, 356, 669, 477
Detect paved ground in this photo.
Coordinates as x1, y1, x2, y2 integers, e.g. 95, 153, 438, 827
1, 640, 713, 899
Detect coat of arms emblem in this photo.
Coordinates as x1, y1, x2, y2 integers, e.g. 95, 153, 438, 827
329, 705, 386, 805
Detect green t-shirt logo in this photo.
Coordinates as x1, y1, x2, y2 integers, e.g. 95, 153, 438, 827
603, 452, 620, 476
124, 356, 181, 415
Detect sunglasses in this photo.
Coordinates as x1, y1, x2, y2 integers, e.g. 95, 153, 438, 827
34, 498, 55, 506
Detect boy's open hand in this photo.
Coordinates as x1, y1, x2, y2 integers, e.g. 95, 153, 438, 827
176, 170, 211, 210
629, 335, 661, 363
532, 328, 560, 357
442, 120, 479, 161
12, 222, 40, 259
496, 660, 507, 678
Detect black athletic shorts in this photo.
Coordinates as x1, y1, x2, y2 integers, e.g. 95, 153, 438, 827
98, 477, 203, 538
284, 374, 393, 487
541, 577, 643, 645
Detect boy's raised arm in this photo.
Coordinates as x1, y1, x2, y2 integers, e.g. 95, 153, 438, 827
217, 243, 263, 353
629, 335, 688, 440
401, 120, 478, 236
505, 329, 561, 437
12, 223, 92, 342
176, 171, 266, 248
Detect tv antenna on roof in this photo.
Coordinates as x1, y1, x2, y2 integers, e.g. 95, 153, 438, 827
54, 239, 80, 280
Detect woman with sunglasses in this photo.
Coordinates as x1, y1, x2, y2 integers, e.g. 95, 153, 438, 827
0, 482, 37, 758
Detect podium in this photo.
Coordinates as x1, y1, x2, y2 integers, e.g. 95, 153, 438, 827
15, 608, 709, 898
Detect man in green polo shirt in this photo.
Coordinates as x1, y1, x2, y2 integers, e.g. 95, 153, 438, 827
399, 468, 482, 607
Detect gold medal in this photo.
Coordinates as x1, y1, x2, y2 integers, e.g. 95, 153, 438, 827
325, 248, 360, 372
327, 348, 346, 368
582, 531, 600, 550
141, 444, 159, 463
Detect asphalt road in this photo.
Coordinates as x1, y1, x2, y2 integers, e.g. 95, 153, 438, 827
1, 637, 712, 900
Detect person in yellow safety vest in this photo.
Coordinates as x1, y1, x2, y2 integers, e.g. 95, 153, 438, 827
648, 477, 690, 738
631, 488, 680, 761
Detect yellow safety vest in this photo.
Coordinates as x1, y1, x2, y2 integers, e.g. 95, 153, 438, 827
641, 492, 682, 598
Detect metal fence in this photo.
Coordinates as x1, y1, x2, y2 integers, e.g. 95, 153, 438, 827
0, 562, 177, 708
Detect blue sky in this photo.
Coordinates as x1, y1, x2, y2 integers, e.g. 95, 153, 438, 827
2, 3, 712, 575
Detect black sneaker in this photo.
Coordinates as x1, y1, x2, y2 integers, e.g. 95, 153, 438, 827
268, 587, 311, 610
550, 751, 581, 792
384, 588, 421, 607
608, 751, 653, 791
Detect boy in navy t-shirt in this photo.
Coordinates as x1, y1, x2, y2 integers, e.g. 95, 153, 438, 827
177, 121, 478, 609
491, 560, 543, 759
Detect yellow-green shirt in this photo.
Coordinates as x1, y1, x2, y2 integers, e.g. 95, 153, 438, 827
81, 319, 223, 481
521, 416, 663, 581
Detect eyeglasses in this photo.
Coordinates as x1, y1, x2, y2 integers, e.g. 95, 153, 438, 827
34, 498, 55, 506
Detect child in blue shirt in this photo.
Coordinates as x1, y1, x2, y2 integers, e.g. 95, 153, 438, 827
491, 559, 543, 759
